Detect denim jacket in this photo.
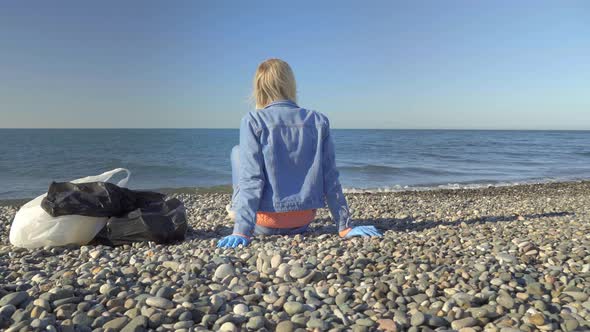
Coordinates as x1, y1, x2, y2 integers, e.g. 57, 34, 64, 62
233, 100, 351, 237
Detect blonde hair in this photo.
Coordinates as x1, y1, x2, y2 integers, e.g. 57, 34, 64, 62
253, 58, 297, 109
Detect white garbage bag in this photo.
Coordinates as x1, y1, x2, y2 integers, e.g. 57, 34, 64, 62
9, 168, 131, 248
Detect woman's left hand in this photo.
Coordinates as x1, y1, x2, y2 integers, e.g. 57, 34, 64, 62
217, 234, 251, 248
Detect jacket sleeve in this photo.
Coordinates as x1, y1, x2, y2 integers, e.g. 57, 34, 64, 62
233, 115, 265, 238
322, 119, 352, 233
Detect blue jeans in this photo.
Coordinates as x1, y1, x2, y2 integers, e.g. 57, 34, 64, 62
231, 145, 310, 236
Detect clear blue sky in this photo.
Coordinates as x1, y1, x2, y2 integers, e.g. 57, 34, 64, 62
1, 1, 588, 129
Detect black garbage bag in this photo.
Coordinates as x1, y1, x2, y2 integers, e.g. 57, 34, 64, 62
41, 181, 165, 217
93, 197, 187, 246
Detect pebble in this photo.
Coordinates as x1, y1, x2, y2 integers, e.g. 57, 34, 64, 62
0, 292, 29, 307
527, 283, 544, 296
289, 266, 308, 279
428, 316, 449, 327
220, 322, 238, 332
121, 315, 148, 332
104, 317, 129, 330
270, 254, 282, 268
451, 317, 477, 330
0, 305, 17, 318
72, 313, 93, 326
0, 183, 589, 331
562, 319, 579, 331
410, 312, 425, 326
173, 320, 194, 329
563, 291, 589, 301
307, 318, 327, 330
162, 261, 180, 271
357, 318, 375, 327
145, 297, 174, 309
246, 316, 265, 330
276, 320, 295, 332
529, 313, 546, 326
233, 303, 249, 315
335, 292, 349, 306
283, 301, 303, 315
377, 319, 397, 331
214, 264, 236, 280
497, 294, 515, 309
496, 253, 517, 263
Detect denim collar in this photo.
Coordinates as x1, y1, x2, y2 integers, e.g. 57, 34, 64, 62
264, 100, 298, 109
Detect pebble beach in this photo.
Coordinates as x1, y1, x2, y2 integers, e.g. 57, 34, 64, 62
1, 181, 590, 332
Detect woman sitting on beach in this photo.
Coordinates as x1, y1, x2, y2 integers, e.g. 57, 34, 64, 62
218, 59, 382, 248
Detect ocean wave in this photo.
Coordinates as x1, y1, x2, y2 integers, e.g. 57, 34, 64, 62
342, 177, 588, 193
338, 164, 466, 176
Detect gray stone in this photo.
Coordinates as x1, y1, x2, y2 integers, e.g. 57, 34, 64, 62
162, 261, 180, 271
148, 312, 164, 328
0, 304, 17, 318
103, 317, 129, 330
10, 309, 28, 323
173, 320, 194, 329
562, 291, 589, 301
497, 294, 515, 309
451, 317, 477, 330
562, 319, 580, 331
271, 254, 282, 268
219, 322, 237, 332
30, 318, 47, 329
145, 297, 174, 309
283, 301, 304, 315
50, 288, 74, 301
178, 311, 192, 321
233, 303, 249, 316
246, 316, 265, 330
53, 297, 82, 307
99, 284, 118, 296
121, 315, 148, 332
496, 253, 517, 263
527, 283, 544, 296
403, 287, 419, 296
210, 294, 225, 312
307, 318, 327, 330
335, 292, 349, 306
289, 266, 309, 279
0, 292, 29, 307
155, 286, 174, 300
72, 313, 93, 327
357, 318, 375, 327
91, 316, 110, 329
411, 312, 425, 326
214, 264, 236, 280
428, 316, 448, 327
469, 307, 489, 319
276, 320, 296, 332
474, 264, 487, 272
4, 321, 28, 332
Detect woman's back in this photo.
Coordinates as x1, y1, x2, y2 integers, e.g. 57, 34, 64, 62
245, 100, 329, 211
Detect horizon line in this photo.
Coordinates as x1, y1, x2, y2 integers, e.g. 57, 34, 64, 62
1, 127, 589, 131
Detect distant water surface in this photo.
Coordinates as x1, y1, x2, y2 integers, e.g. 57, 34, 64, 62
0, 129, 589, 199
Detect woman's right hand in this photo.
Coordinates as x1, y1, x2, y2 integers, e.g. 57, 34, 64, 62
217, 234, 251, 248
341, 226, 382, 238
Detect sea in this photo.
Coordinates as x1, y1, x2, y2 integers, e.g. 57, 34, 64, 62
1, 129, 589, 200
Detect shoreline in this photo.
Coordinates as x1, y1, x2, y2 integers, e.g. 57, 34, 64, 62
1, 181, 589, 331
1, 179, 589, 207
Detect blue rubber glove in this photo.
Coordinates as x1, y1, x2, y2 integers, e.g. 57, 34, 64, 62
343, 226, 382, 238
217, 234, 250, 248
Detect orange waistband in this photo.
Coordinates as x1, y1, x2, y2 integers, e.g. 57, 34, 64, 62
256, 209, 316, 229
